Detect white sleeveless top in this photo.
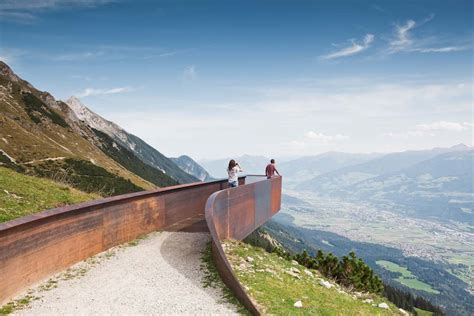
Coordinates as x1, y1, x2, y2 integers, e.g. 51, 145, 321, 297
227, 166, 241, 182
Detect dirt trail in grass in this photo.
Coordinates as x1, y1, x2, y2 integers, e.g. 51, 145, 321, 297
15, 232, 238, 315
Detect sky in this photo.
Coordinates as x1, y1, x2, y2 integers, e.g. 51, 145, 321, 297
0, 0, 473, 160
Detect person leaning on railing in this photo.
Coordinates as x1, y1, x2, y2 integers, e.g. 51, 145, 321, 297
265, 159, 281, 179
227, 159, 243, 188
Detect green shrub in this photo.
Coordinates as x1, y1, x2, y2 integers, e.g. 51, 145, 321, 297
293, 249, 384, 294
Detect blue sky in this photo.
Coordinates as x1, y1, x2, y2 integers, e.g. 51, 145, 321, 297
0, 0, 472, 159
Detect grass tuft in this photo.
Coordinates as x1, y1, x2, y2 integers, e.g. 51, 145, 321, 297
200, 243, 250, 315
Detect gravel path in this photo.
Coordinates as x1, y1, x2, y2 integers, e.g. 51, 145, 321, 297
15, 232, 238, 315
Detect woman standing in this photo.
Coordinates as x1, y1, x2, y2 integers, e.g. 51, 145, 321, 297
227, 159, 243, 188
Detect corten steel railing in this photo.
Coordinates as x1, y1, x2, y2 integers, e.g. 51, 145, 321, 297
205, 176, 282, 315
0, 176, 246, 304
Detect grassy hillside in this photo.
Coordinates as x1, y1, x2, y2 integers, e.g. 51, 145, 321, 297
0, 61, 155, 193
0, 167, 99, 223
224, 240, 404, 315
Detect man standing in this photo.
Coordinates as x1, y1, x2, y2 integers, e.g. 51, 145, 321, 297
265, 159, 280, 179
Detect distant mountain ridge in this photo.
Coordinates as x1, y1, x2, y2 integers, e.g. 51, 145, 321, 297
296, 145, 473, 224
279, 151, 382, 183
66, 96, 198, 184
170, 155, 214, 181
297, 145, 472, 193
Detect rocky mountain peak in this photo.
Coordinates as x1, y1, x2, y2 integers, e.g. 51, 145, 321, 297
66, 96, 90, 120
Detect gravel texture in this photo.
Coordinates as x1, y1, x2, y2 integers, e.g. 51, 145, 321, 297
15, 232, 238, 315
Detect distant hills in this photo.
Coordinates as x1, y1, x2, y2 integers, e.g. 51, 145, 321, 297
297, 145, 470, 192
170, 155, 214, 182
293, 145, 473, 224
279, 151, 382, 182
0, 61, 200, 196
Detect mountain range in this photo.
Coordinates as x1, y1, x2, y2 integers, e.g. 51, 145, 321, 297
294, 144, 473, 224
278, 151, 383, 183
0, 61, 206, 195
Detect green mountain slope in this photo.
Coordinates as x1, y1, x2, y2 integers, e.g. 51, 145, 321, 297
0, 167, 99, 223
224, 240, 403, 315
0, 61, 158, 194
91, 128, 178, 187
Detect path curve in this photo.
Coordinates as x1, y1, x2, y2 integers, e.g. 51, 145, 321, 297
15, 232, 238, 315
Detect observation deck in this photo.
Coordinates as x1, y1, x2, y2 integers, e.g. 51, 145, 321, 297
0, 175, 282, 315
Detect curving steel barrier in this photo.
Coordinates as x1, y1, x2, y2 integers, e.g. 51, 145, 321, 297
205, 176, 282, 315
0, 177, 245, 304
0, 175, 281, 314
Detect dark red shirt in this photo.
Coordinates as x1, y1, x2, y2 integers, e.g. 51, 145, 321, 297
265, 164, 278, 178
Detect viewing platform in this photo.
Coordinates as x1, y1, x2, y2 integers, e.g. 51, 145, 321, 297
0, 175, 282, 315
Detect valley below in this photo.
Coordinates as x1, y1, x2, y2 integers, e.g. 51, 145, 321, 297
280, 189, 474, 294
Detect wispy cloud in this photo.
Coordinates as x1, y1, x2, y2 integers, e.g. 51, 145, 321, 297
321, 34, 374, 60
53, 51, 105, 61
411, 46, 467, 53
388, 15, 467, 54
416, 121, 472, 132
384, 121, 473, 138
305, 131, 350, 143
183, 65, 197, 81
75, 86, 133, 97
0, 0, 115, 23
389, 20, 416, 52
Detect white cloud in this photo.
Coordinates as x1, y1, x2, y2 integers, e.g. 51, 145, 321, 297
290, 140, 306, 146
100, 78, 472, 158
384, 121, 473, 138
53, 51, 104, 61
388, 15, 466, 54
76, 86, 133, 97
305, 131, 350, 143
389, 20, 416, 52
410, 46, 467, 53
416, 121, 472, 132
321, 34, 374, 60
183, 65, 197, 80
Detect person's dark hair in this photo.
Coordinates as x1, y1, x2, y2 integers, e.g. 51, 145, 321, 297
228, 159, 237, 171
271, 159, 275, 164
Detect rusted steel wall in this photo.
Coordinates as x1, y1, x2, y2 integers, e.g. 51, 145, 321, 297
205, 176, 282, 315
0, 177, 244, 304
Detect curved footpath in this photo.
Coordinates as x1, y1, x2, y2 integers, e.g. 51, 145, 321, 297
14, 232, 238, 315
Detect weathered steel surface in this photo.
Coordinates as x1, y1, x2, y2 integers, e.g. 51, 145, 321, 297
205, 176, 282, 316
0, 177, 244, 304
